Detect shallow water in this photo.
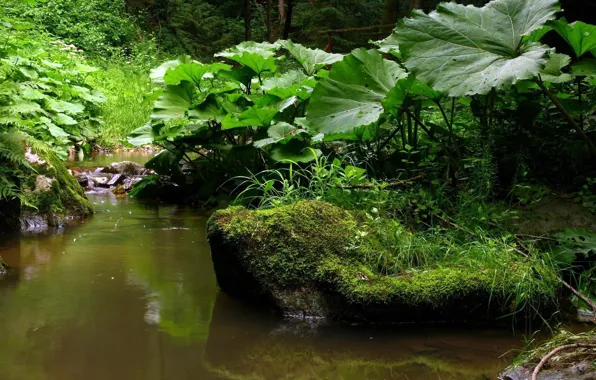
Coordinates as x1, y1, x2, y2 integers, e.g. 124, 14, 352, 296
0, 165, 533, 379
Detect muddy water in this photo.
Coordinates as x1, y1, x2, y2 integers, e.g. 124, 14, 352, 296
0, 155, 531, 380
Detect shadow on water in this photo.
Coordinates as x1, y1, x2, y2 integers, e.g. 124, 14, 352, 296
0, 194, 535, 380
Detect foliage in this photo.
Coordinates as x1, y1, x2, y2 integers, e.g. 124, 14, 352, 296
5, 0, 139, 57
0, 10, 106, 204
87, 62, 154, 148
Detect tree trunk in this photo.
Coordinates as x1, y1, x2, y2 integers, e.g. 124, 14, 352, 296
409, 0, 424, 15
282, 0, 294, 40
380, 0, 399, 35
267, 0, 274, 42
244, 0, 252, 41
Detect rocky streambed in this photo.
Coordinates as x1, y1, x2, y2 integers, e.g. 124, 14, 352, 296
69, 161, 151, 196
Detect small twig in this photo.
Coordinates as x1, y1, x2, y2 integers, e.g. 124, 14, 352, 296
328, 176, 422, 190
515, 234, 558, 241
560, 279, 596, 322
532, 343, 596, 380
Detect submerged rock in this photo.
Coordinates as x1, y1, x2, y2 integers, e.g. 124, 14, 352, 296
101, 161, 147, 176
207, 201, 558, 324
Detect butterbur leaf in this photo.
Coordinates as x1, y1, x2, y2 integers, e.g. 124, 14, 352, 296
223, 53, 277, 76
150, 55, 194, 85
372, 32, 400, 58
163, 63, 231, 86
572, 59, 596, 78
262, 70, 316, 100
216, 41, 280, 59
188, 94, 226, 123
54, 113, 77, 126
555, 228, 596, 256
151, 82, 195, 122
270, 144, 321, 163
549, 20, 596, 59
253, 122, 307, 148
46, 123, 70, 138
541, 53, 573, 83
217, 66, 257, 88
305, 48, 405, 134
1, 100, 43, 115
395, 0, 560, 96
216, 41, 280, 76
128, 123, 156, 146
46, 99, 85, 115
282, 40, 344, 75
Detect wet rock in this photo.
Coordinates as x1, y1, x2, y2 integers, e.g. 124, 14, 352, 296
19, 147, 93, 233
500, 363, 596, 380
101, 161, 147, 176
500, 366, 532, 380
107, 173, 124, 186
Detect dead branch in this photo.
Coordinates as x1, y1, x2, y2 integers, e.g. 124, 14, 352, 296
532, 343, 596, 380
560, 279, 596, 323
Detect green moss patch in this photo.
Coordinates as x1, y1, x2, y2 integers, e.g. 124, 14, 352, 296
208, 201, 559, 323
21, 144, 93, 222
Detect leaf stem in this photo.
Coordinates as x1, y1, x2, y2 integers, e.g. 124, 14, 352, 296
534, 76, 596, 157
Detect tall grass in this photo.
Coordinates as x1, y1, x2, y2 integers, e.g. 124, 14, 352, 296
88, 62, 154, 148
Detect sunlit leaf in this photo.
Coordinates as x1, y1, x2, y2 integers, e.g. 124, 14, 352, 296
282, 40, 344, 75
395, 0, 560, 96
305, 48, 405, 134
549, 20, 596, 59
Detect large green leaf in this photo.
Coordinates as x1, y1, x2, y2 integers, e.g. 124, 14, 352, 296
217, 41, 280, 58
304, 48, 406, 134
128, 123, 156, 146
549, 20, 596, 59
163, 63, 231, 86
0, 100, 43, 115
572, 59, 596, 78
282, 40, 344, 75
253, 122, 307, 148
188, 94, 226, 123
541, 53, 573, 83
222, 97, 297, 130
216, 41, 280, 76
150, 56, 194, 85
270, 144, 321, 163
372, 32, 400, 58
395, 0, 560, 96
151, 82, 195, 122
262, 70, 316, 100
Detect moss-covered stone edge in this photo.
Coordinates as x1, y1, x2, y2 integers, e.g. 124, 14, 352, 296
207, 201, 559, 318
22, 144, 93, 218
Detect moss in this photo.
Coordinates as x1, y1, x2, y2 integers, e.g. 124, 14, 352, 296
208, 201, 559, 322
21, 144, 93, 220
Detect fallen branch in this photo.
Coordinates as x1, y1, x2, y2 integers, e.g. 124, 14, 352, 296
532, 343, 596, 380
328, 176, 422, 190
560, 279, 596, 323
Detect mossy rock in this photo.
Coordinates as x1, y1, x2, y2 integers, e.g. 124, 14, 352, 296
207, 201, 558, 324
17, 146, 93, 232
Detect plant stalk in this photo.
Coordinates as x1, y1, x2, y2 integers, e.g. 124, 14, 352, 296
535, 77, 596, 158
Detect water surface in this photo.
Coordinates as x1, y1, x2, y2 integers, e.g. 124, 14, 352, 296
0, 194, 531, 380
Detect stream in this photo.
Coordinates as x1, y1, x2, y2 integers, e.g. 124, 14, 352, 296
0, 153, 533, 380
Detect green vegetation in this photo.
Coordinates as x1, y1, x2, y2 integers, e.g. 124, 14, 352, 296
208, 201, 559, 321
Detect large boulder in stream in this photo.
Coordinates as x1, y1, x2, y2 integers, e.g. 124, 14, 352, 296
0, 146, 93, 234
207, 201, 558, 324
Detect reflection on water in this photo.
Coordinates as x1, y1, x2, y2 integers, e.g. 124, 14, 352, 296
0, 195, 527, 380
